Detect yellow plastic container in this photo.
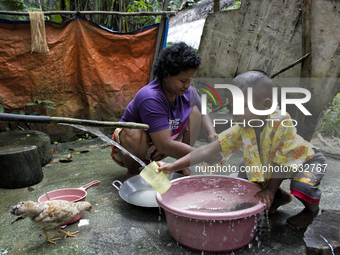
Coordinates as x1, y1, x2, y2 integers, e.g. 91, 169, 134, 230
140, 161, 172, 194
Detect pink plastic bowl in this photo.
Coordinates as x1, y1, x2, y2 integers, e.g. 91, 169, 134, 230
38, 180, 100, 225
156, 175, 265, 253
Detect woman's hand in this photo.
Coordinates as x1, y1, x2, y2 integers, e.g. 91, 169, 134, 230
254, 188, 275, 210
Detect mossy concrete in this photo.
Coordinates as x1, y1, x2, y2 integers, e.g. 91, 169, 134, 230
0, 137, 339, 255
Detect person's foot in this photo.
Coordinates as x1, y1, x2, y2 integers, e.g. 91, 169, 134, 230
268, 188, 292, 215
286, 208, 319, 229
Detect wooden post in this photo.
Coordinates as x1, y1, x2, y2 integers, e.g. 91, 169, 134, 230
214, 0, 220, 13
293, 0, 314, 141
300, 0, 312, 85
149, 0, 171, 82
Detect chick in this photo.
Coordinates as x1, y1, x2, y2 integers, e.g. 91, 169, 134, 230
10, 200, 92, 244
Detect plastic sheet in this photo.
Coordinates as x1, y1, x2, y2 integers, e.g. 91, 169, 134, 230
0, 17, 159, 139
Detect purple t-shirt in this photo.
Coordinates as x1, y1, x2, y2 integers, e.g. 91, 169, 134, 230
121, 78, 201, 139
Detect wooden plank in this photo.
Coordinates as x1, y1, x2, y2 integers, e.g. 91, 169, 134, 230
149, 0, 171, 82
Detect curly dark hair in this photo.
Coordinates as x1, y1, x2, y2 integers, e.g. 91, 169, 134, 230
153, 42, 201, 80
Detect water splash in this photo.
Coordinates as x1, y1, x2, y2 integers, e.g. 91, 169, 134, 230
265, 210, 270, 226
60, 124, 146, 168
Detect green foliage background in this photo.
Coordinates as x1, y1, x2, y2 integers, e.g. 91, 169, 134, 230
0, 0, 174, 31
318, 93, 340, 137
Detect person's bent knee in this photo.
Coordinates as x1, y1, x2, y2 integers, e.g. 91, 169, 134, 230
119, 128, 148, 150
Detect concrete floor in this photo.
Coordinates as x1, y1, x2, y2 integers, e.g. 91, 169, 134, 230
0, 136, 339, 255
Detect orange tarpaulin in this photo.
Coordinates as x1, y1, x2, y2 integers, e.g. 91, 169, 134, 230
0, 17, 159, 140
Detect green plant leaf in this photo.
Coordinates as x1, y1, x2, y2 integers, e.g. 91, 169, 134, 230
19, 110, 25, 115
0, 105, 4, 113
226, 1, 241, 10
0, 0, 26, 11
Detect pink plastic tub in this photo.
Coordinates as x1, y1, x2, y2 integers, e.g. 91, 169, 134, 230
38, 180, 100, 225
156, 175, 265, 253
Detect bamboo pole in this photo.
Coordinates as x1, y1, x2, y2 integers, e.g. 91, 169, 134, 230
0, 113, 149, 129
0, 10, 176, 17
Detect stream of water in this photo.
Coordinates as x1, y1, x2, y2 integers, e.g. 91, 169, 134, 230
60, 124, 146, 168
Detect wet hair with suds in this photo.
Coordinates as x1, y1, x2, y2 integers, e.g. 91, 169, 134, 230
153, 42, 201, 80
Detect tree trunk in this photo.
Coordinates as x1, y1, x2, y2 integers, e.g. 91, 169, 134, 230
294, 0, 340, 141
0, 130, 52, 166
0, 130, 52, 188
0, 145, 43, 189
213, 0, 220, 12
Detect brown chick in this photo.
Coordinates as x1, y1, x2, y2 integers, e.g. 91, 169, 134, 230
10, 200, 92, 244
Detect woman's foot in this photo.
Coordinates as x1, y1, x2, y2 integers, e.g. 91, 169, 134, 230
268, 188, 292, 215
286, 207, 319, 229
